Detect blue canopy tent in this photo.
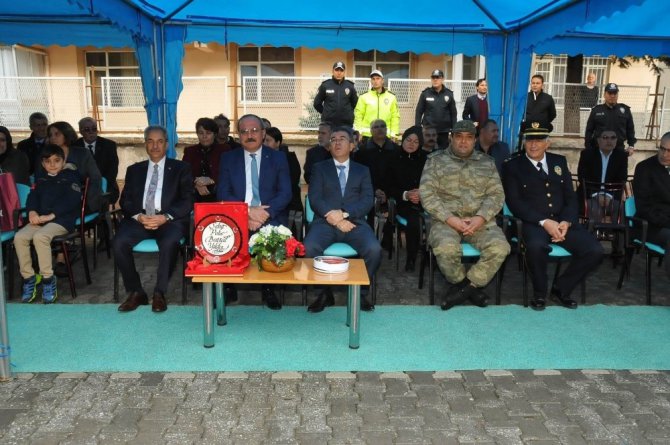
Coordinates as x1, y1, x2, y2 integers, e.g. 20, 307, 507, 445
1, 0, 663, 152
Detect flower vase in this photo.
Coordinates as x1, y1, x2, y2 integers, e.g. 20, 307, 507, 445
260, 257, 296, 273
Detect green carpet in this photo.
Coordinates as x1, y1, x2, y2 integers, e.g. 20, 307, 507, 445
5, 304, 670, 372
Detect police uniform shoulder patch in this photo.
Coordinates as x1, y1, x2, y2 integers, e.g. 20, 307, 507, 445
344, 88, 350, 95
384, 98, 390, 105
554, 165, 562, 176
444, 96, 450, 103
71, 183, 81, 192
619, 106, 626, 114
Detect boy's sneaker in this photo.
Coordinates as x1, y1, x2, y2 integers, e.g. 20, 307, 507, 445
42, 276, 58, 304
21, 275, 42, 303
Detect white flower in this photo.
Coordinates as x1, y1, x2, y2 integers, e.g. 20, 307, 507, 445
248, 233, 260, 247
276, 225, 292, 237
259, 225, 273, 236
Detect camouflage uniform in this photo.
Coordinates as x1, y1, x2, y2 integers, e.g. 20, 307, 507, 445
419, 146, 510, 287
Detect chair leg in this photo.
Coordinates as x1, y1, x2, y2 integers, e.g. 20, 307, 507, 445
428, 249, 435, 305
301, 285, 307, 306
92, 225, 98, 270
495, 260, 505, 305
79, 230, 91, 285
181, 246, 187, 305
394, 226, 400, 271
616, 247, 632, 289
7, 244, 15, 300
61, 241, 77, 298
113, 254, 119, 302
371, 274, 377, 305
418, 246, 427, 289
522, 255, 528, 307
645, 251, 652, 305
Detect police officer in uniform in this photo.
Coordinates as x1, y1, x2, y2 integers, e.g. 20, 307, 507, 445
584, 82, 636, 155
501, 123, 604, 311
313, 61, 358, 128
415, 69, 457, 149
420, 120, 510, 310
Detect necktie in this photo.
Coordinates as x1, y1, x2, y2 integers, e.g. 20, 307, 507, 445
87, 144, 94, 155
337, 165, 347, 196
536, 161, 547, 177
145, 164, 159, 215
250, 153, 260, 206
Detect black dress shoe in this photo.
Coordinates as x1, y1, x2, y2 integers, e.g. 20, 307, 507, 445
224, 285, 238, 304
152, 291, 167, 312
360, 297, 375, 312
469, 289, 489, 308
308, 289, 334, 313
551, 287, 577, 309
118, 291, 148, 312
440, 280, 469, 310
530, 298, 546, 311
404, 258, 416, 272
262, 287, 282, 310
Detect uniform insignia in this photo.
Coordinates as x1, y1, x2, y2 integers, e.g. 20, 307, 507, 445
619, 107, 625, 114
72, 183, 81, 192
426, 97, 435, 101
326, 89, 334, 94
532, 122, 540, 129
554, 166, 562, 176
444, 96, 450, 103
384, 98, 389, 105
345, 88, 350, 95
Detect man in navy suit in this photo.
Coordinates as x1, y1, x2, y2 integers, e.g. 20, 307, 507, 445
502, 124, 603, 310
114, 125, 193, 313
304, 126, 381, 312
217, 114, 292, 309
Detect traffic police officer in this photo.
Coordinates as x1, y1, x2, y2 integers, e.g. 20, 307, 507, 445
415, 69, 457, 148
354, 70, 400, 139
501, 123, 604, 311
313, 61, 358, 128
584, 82, 636, 155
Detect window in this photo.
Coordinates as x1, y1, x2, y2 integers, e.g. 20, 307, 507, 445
353, 50, 410, 101
238, 46, 295, 103
533, 54, 567, 104
85, 51, 140, 108
582, 56, 609, 86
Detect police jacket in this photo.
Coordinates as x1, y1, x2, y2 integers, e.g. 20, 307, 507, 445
354, 88, 400, 137
313, 77, 358, 127
26, 169, 82, 232
415, 85, 457, 134
584, 103, 636, 149
501, 152, 578, 226
524, 91, 557, 130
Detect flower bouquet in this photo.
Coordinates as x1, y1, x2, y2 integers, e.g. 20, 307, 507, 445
249, 224, 305, 272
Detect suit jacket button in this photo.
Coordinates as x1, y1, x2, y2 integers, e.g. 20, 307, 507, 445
547, 193, 551, 197
548, 203, 553, 208
545, 183, 549, 187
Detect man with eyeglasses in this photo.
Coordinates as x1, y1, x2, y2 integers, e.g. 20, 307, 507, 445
633, 133, 670, 278
420, 120, 510, 310
304, 126, 381, 313
415, 69, 457, 149
76, 116, 120, 206
577, 129, 628, 202
585, 83, 636, 156
216, 114, 292, 310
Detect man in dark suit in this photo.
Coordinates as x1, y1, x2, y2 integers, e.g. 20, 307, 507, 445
217, 114, 292, 309
502, 124, 603, 310
633, 133, 670, 278
304, 126, 381, 313
76, 117, 120, 206
17, 112, 48, 175
303, 121, 333, 184
114, 125, 193, 313
462, 78, 489, 128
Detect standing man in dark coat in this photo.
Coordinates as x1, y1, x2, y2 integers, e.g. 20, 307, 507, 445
76, 117, 120, 206
415, 69, 457, 148
584, 83, 636, 155
304, 122, 333, 184
17, 112, 49, 175
524, 75, 557, 132
115, 125, 193, 313
502, 124, 603, 311
633, 132, 670, 278
462, 78, 489, 128
313, 62, 358, 128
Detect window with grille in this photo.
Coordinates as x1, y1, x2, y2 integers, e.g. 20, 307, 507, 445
582, 56, 609, 86
238, 46, 295, 103
353, 50, 410, 102
85, 51, 140, 108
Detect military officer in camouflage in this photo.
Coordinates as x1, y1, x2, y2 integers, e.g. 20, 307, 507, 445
420, 120, 510, 310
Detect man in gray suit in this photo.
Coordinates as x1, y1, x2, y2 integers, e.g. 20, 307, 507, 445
304, 126, 381, 312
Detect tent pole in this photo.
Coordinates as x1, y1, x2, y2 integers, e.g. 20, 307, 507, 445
0, 240, 12, 382
500, 32, 508, 141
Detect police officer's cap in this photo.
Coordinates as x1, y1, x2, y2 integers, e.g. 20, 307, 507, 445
370, 69, 384, 78
523, 122, 550, 140
431, 69, 444, 78
333, 61, 345, 70
605, 82, 619, 93
451, 120, 476, 135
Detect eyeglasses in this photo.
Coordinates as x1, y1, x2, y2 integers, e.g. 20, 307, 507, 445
659, 146, 670, 153
599, 136, 617, 140
239, 128, 261, 135
371, 125, 387, 129
81, 127, 97, 132
330, 137, 351, 145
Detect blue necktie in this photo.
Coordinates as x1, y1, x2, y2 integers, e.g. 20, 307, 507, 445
250, 153, 260, 206
145, 163, 158, 215
337, 165, 346, 196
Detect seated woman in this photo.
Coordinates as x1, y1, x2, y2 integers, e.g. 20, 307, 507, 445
183, 117, 231, 202
264, 127, 303, 213
386, 126, 427, 272
0, 126, 30, 185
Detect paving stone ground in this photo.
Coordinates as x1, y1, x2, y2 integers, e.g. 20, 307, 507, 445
1, 233, 669, 443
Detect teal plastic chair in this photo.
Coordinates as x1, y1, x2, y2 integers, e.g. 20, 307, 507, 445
2, 183, 31, 299
75, 177, 111, 270
303, 196, 376, 305
617, 196, 663, 305
387, 197, 428, 273
503, 203, 585, 307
